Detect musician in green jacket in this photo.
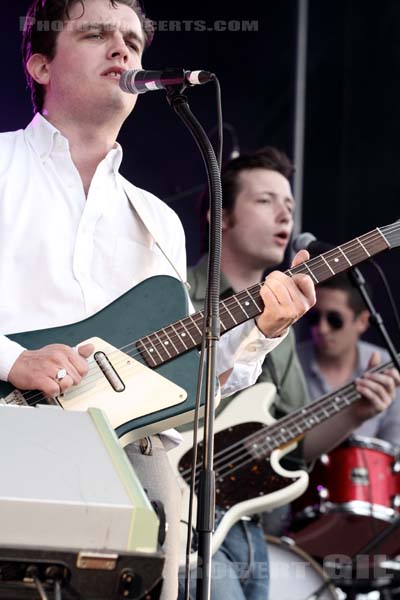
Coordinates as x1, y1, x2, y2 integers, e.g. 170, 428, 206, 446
177, 147, 400, 600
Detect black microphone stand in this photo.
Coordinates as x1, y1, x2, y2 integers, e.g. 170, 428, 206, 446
349, 266, 400, 372
164, 81, 221, 600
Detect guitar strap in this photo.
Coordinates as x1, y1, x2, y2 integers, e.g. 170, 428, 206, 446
120, 177, 190, 289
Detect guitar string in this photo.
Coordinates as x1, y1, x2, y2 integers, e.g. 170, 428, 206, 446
178, 360, 391, 483
182, 389, 363, 486
6, 228, 396, 407
188, 363, 393, 485
179, 388, 359, 482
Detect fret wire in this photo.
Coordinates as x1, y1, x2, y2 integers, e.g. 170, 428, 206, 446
178, 319, 197, 345
170, 323, 189, 350
162, 326, 180, 355
303, 262, 319, 283
221, 301, 238, 325
141, 336, 160, 365
320, 255, 335, 275
188, 314, 203, 336
232, 295, 249, 317
356, 237, 371, 257
338, 246, 352, 265
244, 288, 262, 311
152, 331, 172, 359
160, 330, 174, 358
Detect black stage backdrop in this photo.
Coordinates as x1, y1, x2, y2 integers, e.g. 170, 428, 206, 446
1, 0, 400, 347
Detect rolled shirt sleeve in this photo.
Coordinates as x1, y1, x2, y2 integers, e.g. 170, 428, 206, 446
217, 320, 288, 398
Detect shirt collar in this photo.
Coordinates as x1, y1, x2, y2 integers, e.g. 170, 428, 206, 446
301, 340, 321, 377
25, 112, 123, 175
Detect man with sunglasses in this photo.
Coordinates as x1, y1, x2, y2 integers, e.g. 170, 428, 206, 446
298, 274, 400, 444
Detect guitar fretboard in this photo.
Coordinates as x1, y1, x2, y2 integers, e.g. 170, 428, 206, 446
237, 357, 396, 462
137, 225, 393, 367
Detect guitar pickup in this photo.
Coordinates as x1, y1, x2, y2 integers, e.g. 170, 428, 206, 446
94, 352, 125, 393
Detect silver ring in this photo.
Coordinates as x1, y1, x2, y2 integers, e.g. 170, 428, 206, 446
55, 368, 67, 381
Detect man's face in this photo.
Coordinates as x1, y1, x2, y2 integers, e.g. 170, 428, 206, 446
222, 168, 294, 269
310, 288, 369, 359
42, 0, 144, 121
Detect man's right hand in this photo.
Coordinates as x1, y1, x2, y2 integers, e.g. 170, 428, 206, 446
8, 343, 94, 398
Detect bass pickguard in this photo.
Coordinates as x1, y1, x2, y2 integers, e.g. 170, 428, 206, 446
178, 422, 295, 510
169, 382, 309, 565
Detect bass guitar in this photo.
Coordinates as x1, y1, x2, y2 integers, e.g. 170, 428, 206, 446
170, 355, 399, 565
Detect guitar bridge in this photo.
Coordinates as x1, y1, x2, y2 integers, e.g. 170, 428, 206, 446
2, 391, 28, 406
94, 351, 126, 393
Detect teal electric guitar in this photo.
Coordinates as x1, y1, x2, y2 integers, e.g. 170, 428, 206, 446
0, 222, 399, 444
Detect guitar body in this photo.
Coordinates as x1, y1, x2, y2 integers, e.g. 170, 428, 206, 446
168, 382, 309, 566
0, 276, 204, 443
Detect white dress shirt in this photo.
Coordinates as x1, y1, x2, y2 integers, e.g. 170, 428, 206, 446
0, 114, 285, 440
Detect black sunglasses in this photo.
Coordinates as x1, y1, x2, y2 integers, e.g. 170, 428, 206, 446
308, 309, 344, 330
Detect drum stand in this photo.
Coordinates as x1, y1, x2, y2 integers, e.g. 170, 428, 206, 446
327, 516, 400, 599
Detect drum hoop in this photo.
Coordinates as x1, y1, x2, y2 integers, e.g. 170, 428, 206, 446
346, 435, 398, 456
298, 500, 397, 522
265, 534, 339, 597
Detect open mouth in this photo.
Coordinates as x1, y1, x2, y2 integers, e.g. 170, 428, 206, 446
102, 71, 122, 80
273, 232, 289, 245
101, 67, 125, 80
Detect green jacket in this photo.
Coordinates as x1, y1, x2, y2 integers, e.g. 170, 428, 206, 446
186, 255, 311, 467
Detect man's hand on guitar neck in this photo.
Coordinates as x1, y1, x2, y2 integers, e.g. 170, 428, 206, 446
256, 249, 316, 338
8, 343, 94, 398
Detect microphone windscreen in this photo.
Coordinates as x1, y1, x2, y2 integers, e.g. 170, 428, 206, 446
291, 232, 316, 252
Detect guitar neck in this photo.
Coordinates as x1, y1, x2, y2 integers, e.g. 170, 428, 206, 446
254, 357, 396, 458
137, 224, 397, 367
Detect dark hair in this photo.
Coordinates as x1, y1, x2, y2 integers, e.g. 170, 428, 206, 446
22, 0, 153, 113
199, 146, 294, 253
220, 146, 294, 214
318, 273, 369, 316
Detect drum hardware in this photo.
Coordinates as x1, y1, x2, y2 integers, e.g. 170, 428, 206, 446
392, 459, 400, 474
320, 454, 330, 466
265, 535, 339, 600
317, 486, 330, 501
291, 436, 400, 559
350, 514, 400, 562
351, 467, 369, 486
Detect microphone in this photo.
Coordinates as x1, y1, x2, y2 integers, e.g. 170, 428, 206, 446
292, 232, 333, 257
119, 68, 215, 95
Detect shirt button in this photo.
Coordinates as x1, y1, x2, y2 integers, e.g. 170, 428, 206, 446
247, 344, 257, 352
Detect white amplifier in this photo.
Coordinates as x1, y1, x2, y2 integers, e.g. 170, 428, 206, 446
0, 405, 159, 554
